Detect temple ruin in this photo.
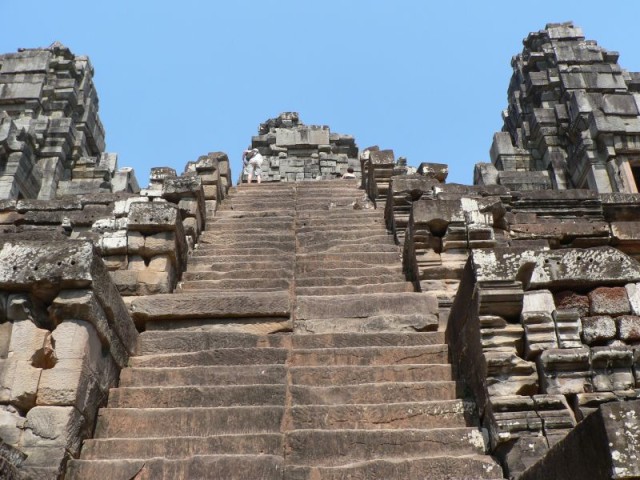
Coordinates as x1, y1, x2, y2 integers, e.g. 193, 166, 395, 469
0, 21, 638, 480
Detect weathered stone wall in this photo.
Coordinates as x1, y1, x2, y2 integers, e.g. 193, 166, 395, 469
0, 43, 139, 199
0, 240, 137, 478
244, 112, 361, 182
476, 22, 640, 194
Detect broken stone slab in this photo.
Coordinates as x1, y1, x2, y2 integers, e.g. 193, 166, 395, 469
129, 291, 291, 326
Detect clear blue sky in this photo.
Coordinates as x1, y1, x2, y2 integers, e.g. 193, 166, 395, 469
2, 1, 640, 186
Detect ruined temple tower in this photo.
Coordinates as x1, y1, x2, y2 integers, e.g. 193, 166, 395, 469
0, 22, 638, 480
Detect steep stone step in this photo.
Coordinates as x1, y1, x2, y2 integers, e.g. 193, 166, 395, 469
287, 400, 475, 430
137, 331, 290, 355
297, 244, 398, 254
95, 407, 284, 438
209, 214, 294, 222
285, 428, 487, 466
296, 226, 389, 235
296, 263, 401, 276
67, 455, 284, 480
191, 245, 295, 256
296, 230, 391, 242
295, 282, 413, 296
199, 232, 294, 243
188, 253, 294, 265
296, 252, 400, 263
295, 313, 439, 333
289, 364, 452, 385
120, 365, 287, 387
297, 240, 394, 252
108, 385, 286, 408
295, 293, 438, 321
290, 381, 458, 405
130, 347, 289, 368
188, 259, 294, 273
291, 332, 444, 349
129, 291, 290, 323
183, 268, 293, 281
219, 202, 296, 211
296, 218, 385, 228
284, 455, 504, 480
295, 274, 406, 287
288, 345, 448, 366
81, 434, 283, 460
203, 222, 294, 232
177, 278, 291, 292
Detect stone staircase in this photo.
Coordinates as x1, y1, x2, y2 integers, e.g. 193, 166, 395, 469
67, 180, 503, 479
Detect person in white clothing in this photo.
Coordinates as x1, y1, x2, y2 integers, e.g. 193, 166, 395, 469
243, 148, 264, 184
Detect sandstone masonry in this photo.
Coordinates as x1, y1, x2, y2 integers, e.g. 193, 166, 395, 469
0, 24, 638, 480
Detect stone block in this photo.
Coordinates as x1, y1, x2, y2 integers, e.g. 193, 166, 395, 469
537, 347, 592, 395
626, 283, 640, 315
127, 202, 178, 233
554, 291, 590, 317
22, 406, 85, 454
127, 231, 145, 253
582, 316, 616, 345
7, 319, 47, 361
101, 255, 127, 271
522, 290, 555, 314
136, 270, 175, 295
591, 345, 635, 392
49, 291, 133, 366
113, 197, 147, 217
109, 270, 139, 296
484, 351, 538, 396
589, 286, 631, 316
97, 230, 127, 255
521, 312, 558, 359
417, 163, 448, 182
553, 309, 583, 349
9, 360, 41, 412
148, 255, 174, 273
529, 248, 640, 289
0, 321, 11, 358
0, 51, 50, 74
369, 149, 395, 165
143, 231, 176, 258
618, 315, 640, 342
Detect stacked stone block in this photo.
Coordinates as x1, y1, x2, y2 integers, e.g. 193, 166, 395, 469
477, 22, 640, 194
0, 43, 139, 199
244, 112, 360, 182
445, 245, 640, 477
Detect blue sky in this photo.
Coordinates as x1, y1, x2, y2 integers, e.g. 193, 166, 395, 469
2, 1, 640, 186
